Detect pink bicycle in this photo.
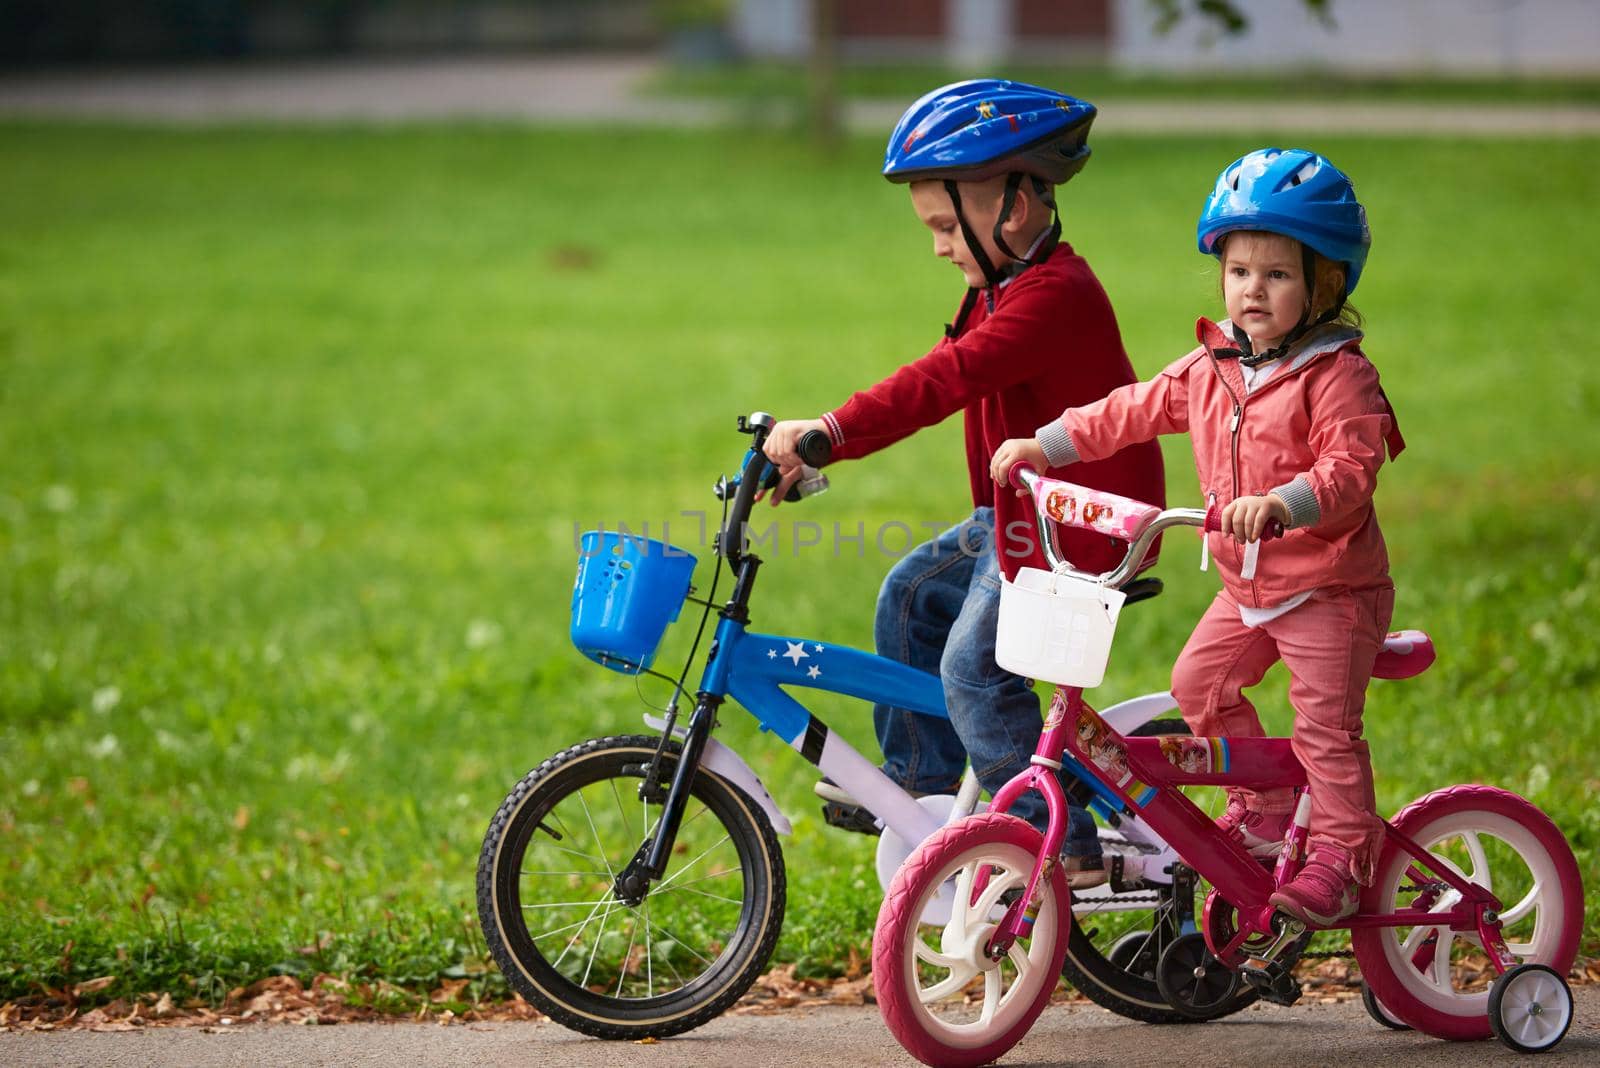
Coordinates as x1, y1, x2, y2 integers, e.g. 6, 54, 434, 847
873, 467, 1583, 1066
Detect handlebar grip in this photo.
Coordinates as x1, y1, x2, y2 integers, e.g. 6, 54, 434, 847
798, 429, 832, 467
1008, 462, 1037, 490
1203, 505, 1284, 541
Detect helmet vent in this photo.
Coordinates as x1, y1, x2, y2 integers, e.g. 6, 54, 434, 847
1283, 159, 1321, 190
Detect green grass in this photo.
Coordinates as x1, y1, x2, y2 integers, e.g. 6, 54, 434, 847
2, 121, 1598, 1009
652, 61, 1600, 107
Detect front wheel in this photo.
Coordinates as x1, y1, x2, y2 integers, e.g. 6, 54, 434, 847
477, 735, 786, 1039
1351, 785, 1582, 1041
874, 813, 1067, 1068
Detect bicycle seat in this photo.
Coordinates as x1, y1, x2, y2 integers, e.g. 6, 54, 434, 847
1122, 576, 1164, 607
1372, 629, 1434, 679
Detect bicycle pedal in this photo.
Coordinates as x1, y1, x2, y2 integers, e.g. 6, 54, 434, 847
1241, 965, 1302, 1007
821, 801, 882, 837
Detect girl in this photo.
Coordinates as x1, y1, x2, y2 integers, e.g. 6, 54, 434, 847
990, 148, 1404, 924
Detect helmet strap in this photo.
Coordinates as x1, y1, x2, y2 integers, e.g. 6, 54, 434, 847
944, 180, 1004, 289
992, 173, 1062, 271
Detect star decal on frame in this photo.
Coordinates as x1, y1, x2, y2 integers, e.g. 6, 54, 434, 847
767, 649, 777, 659
782, 640, 810, 666
806, 665, 821, 679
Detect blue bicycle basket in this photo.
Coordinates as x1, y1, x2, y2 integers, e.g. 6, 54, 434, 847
570, 531, 698, 674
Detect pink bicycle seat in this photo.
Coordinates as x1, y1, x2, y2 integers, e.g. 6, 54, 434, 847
1373, 629, 1435, 679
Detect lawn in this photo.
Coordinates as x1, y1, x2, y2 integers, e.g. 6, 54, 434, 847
1, 120, 1597, 1010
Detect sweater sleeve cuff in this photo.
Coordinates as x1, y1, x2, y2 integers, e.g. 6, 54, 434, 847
821, 411, 845, 447
1272, 476, 1320, 529
1035, 420, 1080, 467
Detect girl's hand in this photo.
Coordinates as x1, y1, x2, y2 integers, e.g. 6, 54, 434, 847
1220, 493, 1289, 543
990, 438, 1047, 495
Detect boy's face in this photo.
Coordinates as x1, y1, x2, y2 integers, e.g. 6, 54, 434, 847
1220, 231, 1311, 352
910, 179, 1012, 289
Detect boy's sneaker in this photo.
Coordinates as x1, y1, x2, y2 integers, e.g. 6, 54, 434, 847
1269, 845, 1360, 926
1217, 794, 1294, 857
1062, 853, 1108, 890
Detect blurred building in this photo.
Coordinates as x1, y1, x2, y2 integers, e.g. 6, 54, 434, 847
735, 0, 1600, 75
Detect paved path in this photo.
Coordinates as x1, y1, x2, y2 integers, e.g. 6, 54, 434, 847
3, 55, 1599, 135
4, 989, 1598, 1067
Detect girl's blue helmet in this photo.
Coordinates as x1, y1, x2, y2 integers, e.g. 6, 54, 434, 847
1197, 148, 1370, 295
882, 79, 1096, 185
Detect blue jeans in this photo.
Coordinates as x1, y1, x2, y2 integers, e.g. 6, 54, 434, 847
872, 508, 1100, 859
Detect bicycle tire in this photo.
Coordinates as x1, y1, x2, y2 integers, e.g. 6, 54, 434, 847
1351, 785, 1582, 1041
1060, 719, 1258, 1023
874, 813, 1068, 1068
477, 734, 785, 1039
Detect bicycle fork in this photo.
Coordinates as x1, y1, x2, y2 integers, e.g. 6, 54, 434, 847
613, 692, 724, 905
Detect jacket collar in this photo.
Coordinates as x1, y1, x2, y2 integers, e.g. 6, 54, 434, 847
1197, 317, 1363, 398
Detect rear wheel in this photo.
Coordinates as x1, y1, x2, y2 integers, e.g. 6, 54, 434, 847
1060, 719, 1257, 1023
477, 735, 785, 1039
1352, 785, 1581, 1041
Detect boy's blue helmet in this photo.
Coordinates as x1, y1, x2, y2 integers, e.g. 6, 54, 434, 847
1197, 148, 1371, 295
882, 79, 1096, 185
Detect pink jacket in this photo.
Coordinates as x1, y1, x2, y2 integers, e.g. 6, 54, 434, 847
1038, 318, 1404, 608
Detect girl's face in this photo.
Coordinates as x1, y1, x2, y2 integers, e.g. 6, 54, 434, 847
1221, 231, 1310, 352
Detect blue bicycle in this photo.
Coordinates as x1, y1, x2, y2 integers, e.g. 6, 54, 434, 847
476, 412, 1197, 1039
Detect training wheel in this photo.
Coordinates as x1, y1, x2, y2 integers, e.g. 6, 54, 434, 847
1488, 963, 1573, 1053
1154, 932, 1243, 1020
1360, 981, 1411, 1031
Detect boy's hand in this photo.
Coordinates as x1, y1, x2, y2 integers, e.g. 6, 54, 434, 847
989, 438, 1047, 495
1220, 494, 1289, 543
762, 419, 828, 508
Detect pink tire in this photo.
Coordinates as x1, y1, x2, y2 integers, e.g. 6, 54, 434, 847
1352, 785, 1583, 1041
874, 813, 1068, 1068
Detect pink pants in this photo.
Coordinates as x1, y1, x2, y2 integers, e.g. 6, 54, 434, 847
1170, 582, 1395, 884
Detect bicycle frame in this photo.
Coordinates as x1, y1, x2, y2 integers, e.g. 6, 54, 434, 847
986, 687, 1513, 972
980, 467, 1517, 978
613, 416, 1151, 906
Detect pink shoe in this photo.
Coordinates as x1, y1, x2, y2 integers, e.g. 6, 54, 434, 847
1216, 794, 1293, 857
1270, 845, 1359, 926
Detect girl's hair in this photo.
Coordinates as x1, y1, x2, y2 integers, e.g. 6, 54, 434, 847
1310, 251, 1364, 329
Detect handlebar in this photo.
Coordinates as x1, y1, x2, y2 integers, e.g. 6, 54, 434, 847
718, 414, 834, 565
1010, 464, 1211, 590
797, 429, 832, 468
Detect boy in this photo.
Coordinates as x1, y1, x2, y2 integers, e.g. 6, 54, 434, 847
764, 80, 1165, 884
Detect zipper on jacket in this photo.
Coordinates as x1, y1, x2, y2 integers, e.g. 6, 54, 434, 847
1205, 350, 1254, 602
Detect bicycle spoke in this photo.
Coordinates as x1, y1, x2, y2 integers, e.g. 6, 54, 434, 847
648, 920, 719, 969
1499, 878, 1542, 927
524, 896, 618, 910
521, 868, 613, 879
913, 939, 963, 972
614, 914, 641, 998
609, 777, 633, 842
579, 899, 614, 990
1427, 930, 1455, 992
548, 895, 624, 971
575, 789, 618, 882
918, 966, 977, 1003
977, 968, 1001, 1026
1461, 831, 1492, 893
532, 903, 628, 947
652, 832, 733, 892
652, 884, 745, 906
652, 867, 742, 892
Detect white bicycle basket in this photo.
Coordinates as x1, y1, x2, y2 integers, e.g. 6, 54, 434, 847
995, 568, 1126, 687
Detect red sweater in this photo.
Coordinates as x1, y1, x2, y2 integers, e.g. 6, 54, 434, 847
824, 243, 1166, 580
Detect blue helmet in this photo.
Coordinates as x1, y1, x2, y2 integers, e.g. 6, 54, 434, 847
1196, 148, 1371, 295
882, 79, 1096, 185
